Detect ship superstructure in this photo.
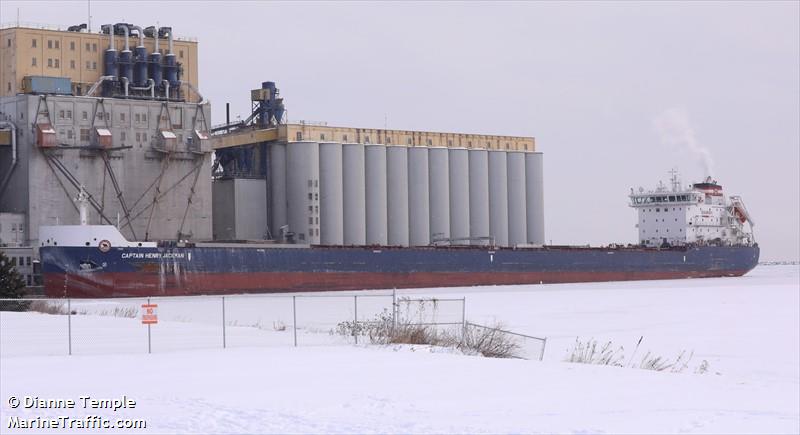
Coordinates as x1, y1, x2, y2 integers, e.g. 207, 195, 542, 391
630, 171, 755, 248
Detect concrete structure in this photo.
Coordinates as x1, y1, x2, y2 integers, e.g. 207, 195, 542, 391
448, 149, 470, 242
507, 151, 527, 246
428, 147, 450, 243
468, 149, 490, 245
0, 93, 212, 246
212, 178, 266, 240
408, 147, 430, 246
214, 122, 535, 152
364, 144, 387, 245
0, 24, 199, 98
488, 150, 509, 247
286, 141, 319, 244
319, 142, 343, 245
525, 152, 545, 245
342, 143, 366, 245
269, 142, 288, 238
386, 146, 409, 246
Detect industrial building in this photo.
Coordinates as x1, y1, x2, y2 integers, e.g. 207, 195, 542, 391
0, 22, 211, 290
0, 21, 545, 292
211, 82, 545, 248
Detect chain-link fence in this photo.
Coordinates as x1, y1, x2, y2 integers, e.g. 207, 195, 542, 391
0, 293, 460, 354
0, 295, 546, 360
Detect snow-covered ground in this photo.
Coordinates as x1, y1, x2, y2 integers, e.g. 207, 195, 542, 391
1, 265, 798, 434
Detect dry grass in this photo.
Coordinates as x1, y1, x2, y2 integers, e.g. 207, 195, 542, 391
26, 301, 138, 318
336, 311, 521, 358
565, 337, 709, 374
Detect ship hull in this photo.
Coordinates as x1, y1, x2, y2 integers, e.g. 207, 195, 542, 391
41, 244, 760, 298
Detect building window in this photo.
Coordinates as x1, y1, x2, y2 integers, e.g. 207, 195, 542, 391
54, 59, 60, 68
179, 50, 184, 58
92, 43, 97, 52
136, 132, 141, 142
142, 114, 147, 122
92, 61, 97, 70
142, 133, 147, 142
48, 58, 53, 67
86, 60, 90, 69
296, 132, 302, 141
135, 113, 140, 122
120, 112, 125, 121
67, 130, 73, 139
48, 40, 53, 49
6, 39, 10, 47
85, 42, 90, 51
32, 57, 37, 66
320, 133, 325, 140
59, 110, 65, 119
426, 139, 432, 146
70, 41, 75, 50
364, 136, 370, 144
82, 111, 88, 121
55, 40, 60, 49
80, 128, 90, 142
342, 134, 348, 142
121, 131, 126, 141
386, 136, 391, 144
407, 138, 412, 145
32, 39, 37, 48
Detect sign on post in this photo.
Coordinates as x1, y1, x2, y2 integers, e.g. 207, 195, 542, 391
141, 304, 158, 324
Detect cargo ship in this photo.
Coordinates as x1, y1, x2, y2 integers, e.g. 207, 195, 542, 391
39, 176, 758, 298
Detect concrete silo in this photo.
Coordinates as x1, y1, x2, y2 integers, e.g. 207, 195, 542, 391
365, 144, 388, 245
488, 150, 509, 247
468, 149, 490, 246
525, 152, 545, 245
386, 146, 409, 246
428, 147, 450, 243
319, 142, 343, 245
408, 147, 430, 246
269, 142, 288, 238
448, 148, 470, 243
507, 151, 528, 246
342, 143, 366, 245
286, 141, 320, 244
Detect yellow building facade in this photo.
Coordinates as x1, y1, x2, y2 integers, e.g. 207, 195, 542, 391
0, 25, 199, 97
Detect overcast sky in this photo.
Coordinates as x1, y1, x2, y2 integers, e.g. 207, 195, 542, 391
2, 1, 798, 261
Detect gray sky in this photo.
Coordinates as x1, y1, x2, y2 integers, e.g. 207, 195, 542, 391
3, 1, 798, 261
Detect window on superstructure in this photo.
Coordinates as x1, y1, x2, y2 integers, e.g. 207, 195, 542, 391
70, 41, 75, 50
32, 39, 37, 48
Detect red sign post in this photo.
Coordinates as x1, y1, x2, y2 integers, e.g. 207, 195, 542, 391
141, 304, 158, 324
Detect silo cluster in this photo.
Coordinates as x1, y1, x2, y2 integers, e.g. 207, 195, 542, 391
270, 142, 544, 247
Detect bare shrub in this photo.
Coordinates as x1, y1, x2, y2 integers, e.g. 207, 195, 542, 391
27, 300, 68, 315
336, 311, 521, 358
639, 350, 694, 373
456, 323, 521, 359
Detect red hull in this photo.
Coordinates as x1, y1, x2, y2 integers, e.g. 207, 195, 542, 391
44, 270, 750, 298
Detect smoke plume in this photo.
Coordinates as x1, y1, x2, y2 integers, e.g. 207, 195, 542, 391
652, 108, 714, 177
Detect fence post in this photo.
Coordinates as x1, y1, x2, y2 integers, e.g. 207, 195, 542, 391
67, 298, 72, 356
354, 295, 358, 345
461, 297, 467, 341
147, 297, 152, 354
392, 288, 397, 330
221, 296, 226, 349
292, 295, 297, 347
